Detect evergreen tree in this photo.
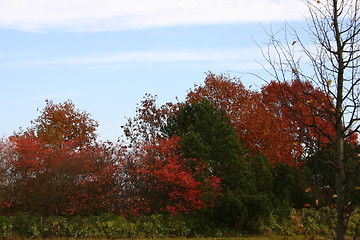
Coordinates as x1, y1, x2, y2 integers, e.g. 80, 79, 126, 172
164, 99, 267, 230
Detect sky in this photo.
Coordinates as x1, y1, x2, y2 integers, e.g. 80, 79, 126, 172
0, 0, 310, 142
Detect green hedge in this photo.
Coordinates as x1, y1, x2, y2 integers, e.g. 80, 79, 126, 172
0, 209, 358, 239
0, 213, 233, 238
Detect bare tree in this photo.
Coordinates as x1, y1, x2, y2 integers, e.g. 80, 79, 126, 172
260, 1, 359, 239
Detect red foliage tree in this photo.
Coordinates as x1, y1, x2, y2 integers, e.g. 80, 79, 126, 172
187, 73, 299, 165
187, 73, 335, 166
119, 137, 221, 215
0, 132, 119, 216
261, 79, 336, 154
0, 100, 118, 216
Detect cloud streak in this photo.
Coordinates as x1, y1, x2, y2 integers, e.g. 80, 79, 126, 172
2, 48, 263, 69
0, 0, 308, 32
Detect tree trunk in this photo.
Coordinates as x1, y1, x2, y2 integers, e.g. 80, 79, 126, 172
335, 136, 346, 240
333, 0, 347, 238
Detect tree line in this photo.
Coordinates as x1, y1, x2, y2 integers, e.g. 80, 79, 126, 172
0, 73, 358, 236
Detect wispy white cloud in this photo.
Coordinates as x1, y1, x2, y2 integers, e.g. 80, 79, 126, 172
0, 0, 308, 32
2, 48, 263, 69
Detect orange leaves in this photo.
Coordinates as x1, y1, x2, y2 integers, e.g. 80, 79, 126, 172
304, 200, 319, 208
186, 74, 336, 166
31, 99, 98, 149
262, 79, 335, 152
187, 74, 300, 166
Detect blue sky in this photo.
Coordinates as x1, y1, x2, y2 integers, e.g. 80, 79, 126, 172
0, 0, 309, 141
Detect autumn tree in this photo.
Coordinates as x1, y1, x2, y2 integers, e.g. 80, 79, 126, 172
122, 94, 179, 146
261, 79, 336, 158
117, 136, 221, 215
260, 0, 360, 239
0, 100, 118, 216
186, 73, 301, 166
29, 99, 98, 149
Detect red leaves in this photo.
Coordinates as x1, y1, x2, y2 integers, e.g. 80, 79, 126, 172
1, 134, 119, 215
0, 100, 119, 216
120, 137, 221, 215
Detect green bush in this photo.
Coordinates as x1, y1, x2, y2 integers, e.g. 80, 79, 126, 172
3, 209, 356, 238
30, 213, 194, 238
0, 212, 261, 238
165, 214, 191, 237
299, 208, 334, 236
12, 213, 41, 237
259, 211, 293, 235
295, 207, 359, 238
96, 214, 134, 238
41, 215, 68, 237
347, 208, 360, 238
0, 216, 13, 238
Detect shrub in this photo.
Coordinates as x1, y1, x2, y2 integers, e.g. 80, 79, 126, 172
0, 215, 13, 238
12, 213, 41, 237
